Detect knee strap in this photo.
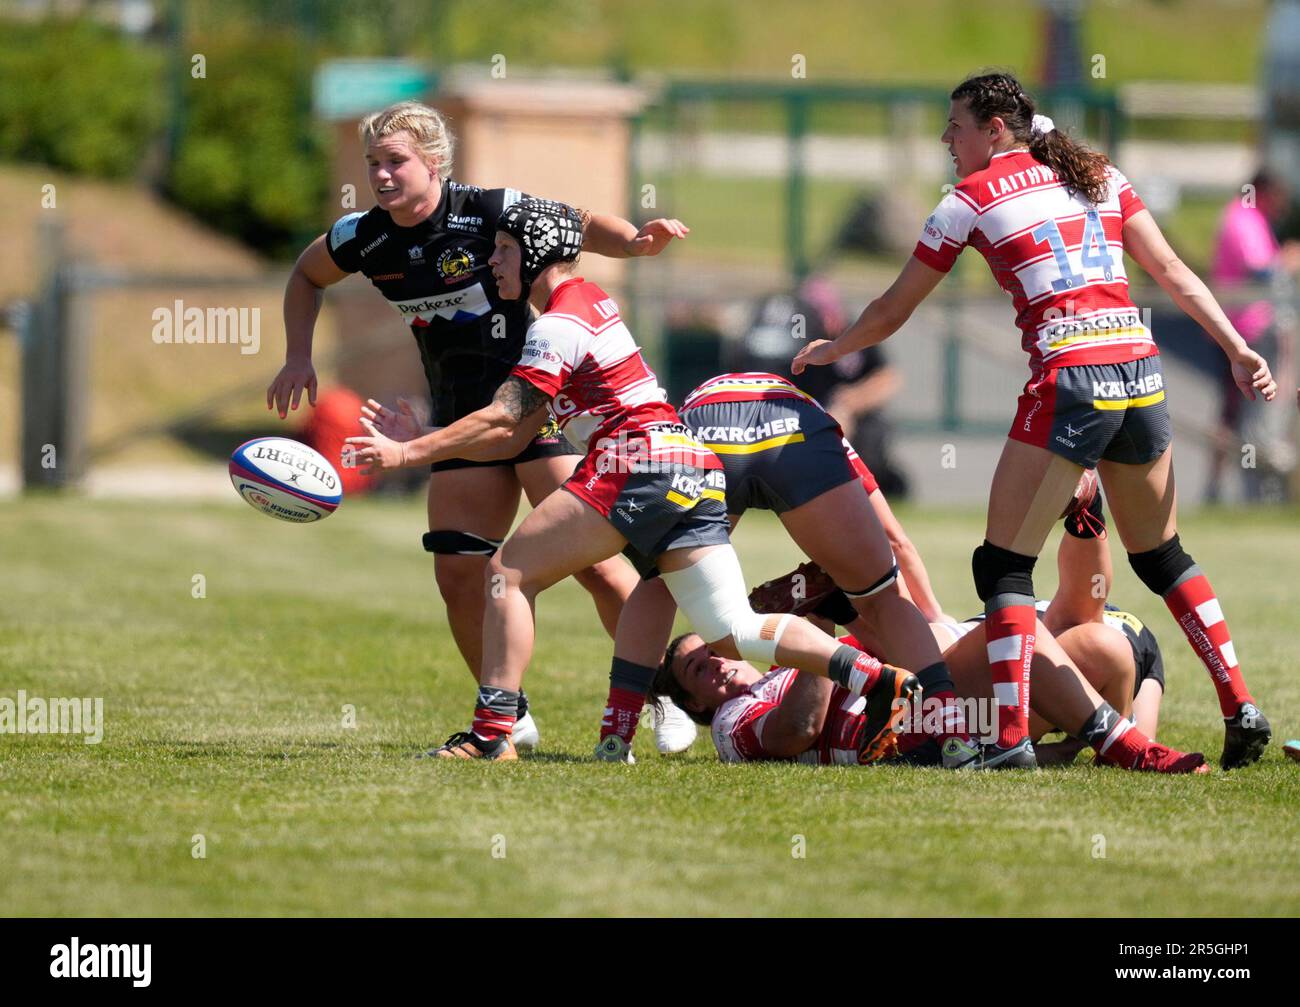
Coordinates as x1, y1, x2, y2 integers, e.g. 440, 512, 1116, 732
1128, 534, 1197, 596
840, 561, 900, 599
972, 540, 1037, 604
660, 546, 792, 665
422, 530, 504, 556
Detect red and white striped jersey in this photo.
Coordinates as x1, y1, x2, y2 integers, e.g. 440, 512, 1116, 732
681, 372, 821, 410
712, 666, 872, 765
510, 277, 683, 451
913, 149, 1155, 370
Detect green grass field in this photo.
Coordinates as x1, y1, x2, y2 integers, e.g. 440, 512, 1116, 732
1, 494, 1297, 917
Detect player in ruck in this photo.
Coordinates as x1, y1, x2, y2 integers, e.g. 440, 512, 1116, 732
595, 371, 980, 767
266, 101, 688, 749
794, 71, 1277, 769
345, 199, 911, 760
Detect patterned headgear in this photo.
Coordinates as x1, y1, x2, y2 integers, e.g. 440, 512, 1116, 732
497, 198, 584, 288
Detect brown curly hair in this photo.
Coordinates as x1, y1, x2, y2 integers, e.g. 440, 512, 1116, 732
648, 633, 715, 727
951, 70, 1112, 204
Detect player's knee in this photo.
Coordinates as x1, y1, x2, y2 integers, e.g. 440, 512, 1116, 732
1127, 534, 1196, 596
971, 541, 1037, 603
572, 558, 630, 597
433, 555, 487, 611
660, 548, 791, 665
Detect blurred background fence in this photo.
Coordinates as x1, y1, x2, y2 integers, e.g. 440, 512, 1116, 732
2, 0, 1297, 504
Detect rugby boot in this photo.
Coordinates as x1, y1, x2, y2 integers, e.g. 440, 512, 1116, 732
425, 731, 518, 761
1221, 702, 1271, 770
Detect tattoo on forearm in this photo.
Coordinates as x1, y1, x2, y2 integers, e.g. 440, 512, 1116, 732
495, 376, 551, 424
576, 207, 592, 229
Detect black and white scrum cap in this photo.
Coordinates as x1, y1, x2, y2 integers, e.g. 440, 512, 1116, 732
498, 198, 584, 286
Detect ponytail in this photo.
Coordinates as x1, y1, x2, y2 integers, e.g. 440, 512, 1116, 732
1027, 123, 1111, 205
952, 71, 1112, 204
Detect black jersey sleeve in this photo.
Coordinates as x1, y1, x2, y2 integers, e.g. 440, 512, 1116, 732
324, 210, 371, 273
479, 187, 541, 226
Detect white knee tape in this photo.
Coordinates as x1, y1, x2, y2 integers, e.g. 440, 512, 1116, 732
660, 547, 793, 665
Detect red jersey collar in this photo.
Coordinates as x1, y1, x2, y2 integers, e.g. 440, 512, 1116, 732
543, 276, 586, 312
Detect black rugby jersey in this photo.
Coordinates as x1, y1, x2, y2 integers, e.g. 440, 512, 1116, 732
326, 180, 553, 425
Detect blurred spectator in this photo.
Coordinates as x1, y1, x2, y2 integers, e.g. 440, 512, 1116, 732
727, 276, 910, 498
303, 387, 377, 497
1206, 170, 1300, 502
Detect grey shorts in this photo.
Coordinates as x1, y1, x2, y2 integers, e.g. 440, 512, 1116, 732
680, 397, 856, 515
1011, 354, 1172, 468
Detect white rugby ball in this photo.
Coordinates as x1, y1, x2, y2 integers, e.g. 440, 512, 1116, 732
229, 437, 342, 522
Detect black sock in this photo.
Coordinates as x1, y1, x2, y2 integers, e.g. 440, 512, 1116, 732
516, 691, 530, 719
827, 644, 863, 690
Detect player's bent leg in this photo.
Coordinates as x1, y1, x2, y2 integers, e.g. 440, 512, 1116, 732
517, 454, 638, 639
1099, 451, 1268, 769
779, 479, 976, 764
597, 576, 696, 758
657, 544, 911, 700
978, 439, 1085, 764
433, 488, 629, 762
425, 465, 522, 681
1055, 623, 1135, 719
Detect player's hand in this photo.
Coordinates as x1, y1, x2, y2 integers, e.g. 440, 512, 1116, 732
1230, 347, 1277, 402
791, 338, 840, 376
266, 358, 318, 418
625, 218, 689, 257
344, 418, 407, 474
361, 397, 422, 442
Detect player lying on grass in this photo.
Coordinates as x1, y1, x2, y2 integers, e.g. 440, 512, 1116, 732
745, 478, 1184, 768
593, 371, 985, 767
651, 621, 1202, 772
655, 530, 1205, 774
345, 199, 912, 761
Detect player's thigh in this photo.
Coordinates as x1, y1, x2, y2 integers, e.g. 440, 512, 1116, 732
778, 478, 895, 586
515, 453, 580, 508
1056, 623, 1134, 712
941, 627, 994, 700
427, 463, 522, 537
1096, 449, 1177, 554
985, 437, 1084, 556
495, 488, 628, 594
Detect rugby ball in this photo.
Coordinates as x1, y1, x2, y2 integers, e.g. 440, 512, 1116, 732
229, 437, 342, 522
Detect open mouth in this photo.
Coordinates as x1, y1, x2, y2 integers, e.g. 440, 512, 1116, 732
377, 185, 398, 194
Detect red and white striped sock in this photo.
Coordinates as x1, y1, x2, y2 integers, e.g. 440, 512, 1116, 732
1163, 573, 1252, 717
985, 604, 1036, 747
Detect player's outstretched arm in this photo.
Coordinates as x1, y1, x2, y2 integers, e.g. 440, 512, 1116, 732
267, 234, 349, 418
1123, 209, 1277, 402
346, 375, 549, 472
792, 257, 944, 374
581, 211, 689, 258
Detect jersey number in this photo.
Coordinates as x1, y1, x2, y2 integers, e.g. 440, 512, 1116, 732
1031, 210, 1114, 292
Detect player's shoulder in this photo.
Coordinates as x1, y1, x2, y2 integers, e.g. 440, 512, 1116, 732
544, 279, 622, 330
327, 206, 388, 253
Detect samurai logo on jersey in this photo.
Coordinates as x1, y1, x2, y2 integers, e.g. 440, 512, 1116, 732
391, 283, 492, 323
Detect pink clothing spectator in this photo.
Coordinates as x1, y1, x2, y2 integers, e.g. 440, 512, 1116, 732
1211, 198, 1279, 344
